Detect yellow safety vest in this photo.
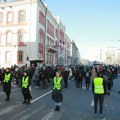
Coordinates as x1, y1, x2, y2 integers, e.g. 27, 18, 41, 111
94, 77, 104, 94
22, 76, 29, 88
53, 77, 62, 90
4, 73, 11, 83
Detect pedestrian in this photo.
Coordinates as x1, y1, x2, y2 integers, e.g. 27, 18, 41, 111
42, 66, 49, 89
33, 69, 40, 88
92, 72, 106, 116
21, 71, 32, 104
85, 70, 91, 89
107, 69, 113, 91
63, 68, 69, 88
0, 69, 3, 86
3, 68, 12, 101
68, 67, 73, 80
52, 71, 64, 111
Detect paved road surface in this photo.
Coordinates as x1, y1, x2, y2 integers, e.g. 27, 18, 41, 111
0, 76, 120, 120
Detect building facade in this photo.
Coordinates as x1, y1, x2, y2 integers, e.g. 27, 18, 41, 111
0, 0, 79, 67
71, 40, 80, 65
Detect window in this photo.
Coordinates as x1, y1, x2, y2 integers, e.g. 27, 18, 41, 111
38, 32, 42, 44
19, 10, 25, 22
18, 30, 24, 43
51, 55, 53, 64
38, 30, 44, 44
5, 51, 12, 63
18, 51, 23, 63
55, 54, 58, 64
39, 11, 45, 25
0, 12, 3, 23
56, 29, 58, 39
38, 52, 43, 60
7, 12, 13, 23
6, 31, 12, 45
47, 20, 49, 32
47, 36, 49, 45
50, 38, 51, 46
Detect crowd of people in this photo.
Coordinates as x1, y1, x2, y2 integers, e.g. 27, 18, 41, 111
0, 63, 119, 113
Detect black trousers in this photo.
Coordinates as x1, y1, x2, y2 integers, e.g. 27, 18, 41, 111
64, 79, 68, 88
6, 92, 10, 99
94, 94, 104, 114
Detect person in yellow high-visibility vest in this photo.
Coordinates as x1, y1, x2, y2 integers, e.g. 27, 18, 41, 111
3, 68, 12, 101
52, 71, 64, 111
21, 71, 32, 104
92, 72, 106, 116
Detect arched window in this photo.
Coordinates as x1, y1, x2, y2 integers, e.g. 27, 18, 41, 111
7, 12, 14, 23
18, 30, 24, 44
19, 10, 25, 22
0, 12, 3, 24
5, 51, 12, 63
18, 51, 23, 63
6, 31, 12, 45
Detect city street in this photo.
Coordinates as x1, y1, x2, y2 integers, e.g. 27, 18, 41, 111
0, 76, 120, 120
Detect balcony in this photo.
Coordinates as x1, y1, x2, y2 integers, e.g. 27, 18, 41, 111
46, 45, 57, 54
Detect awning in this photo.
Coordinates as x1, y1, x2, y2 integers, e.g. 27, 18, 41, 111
29, 60, 44, 67
29, 60, 43, 63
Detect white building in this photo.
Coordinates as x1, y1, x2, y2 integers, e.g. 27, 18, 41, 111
0, 0, 72, 67
64, 33, 71, 65
71, 40, 80, 65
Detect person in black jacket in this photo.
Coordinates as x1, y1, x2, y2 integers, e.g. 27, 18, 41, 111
3, 68, 12, 101
92, 72, 106, 116
21, 71, 32, 104
63, 68, 69, 88
85, 69, 91, 89
52, 71, 64, 111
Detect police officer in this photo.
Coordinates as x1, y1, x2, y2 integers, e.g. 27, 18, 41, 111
21, 71, 32, 104
92, 72, 106, 116
3, 68, 12, 101
52, 71, 63, 111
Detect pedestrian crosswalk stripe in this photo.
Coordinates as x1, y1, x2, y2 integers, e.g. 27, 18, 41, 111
41, 111, 54, 120
31, 90, 52, 103
0, 106, 17, 116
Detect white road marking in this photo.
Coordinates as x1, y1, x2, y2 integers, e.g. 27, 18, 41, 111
31, 90, 52, 103
0, 88, 20, 95
10, 108, 31, 120
19, 114, 31, 120
102, 118, 107, 120
0, 106, 17, 116
49, 109, 65, 120
105, 103, 114, 110
32, 105, 45, 114
41, 110, 54, 120
18, 105, 45, 120
91, 100, 94, 106
0, 101, 6, 105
